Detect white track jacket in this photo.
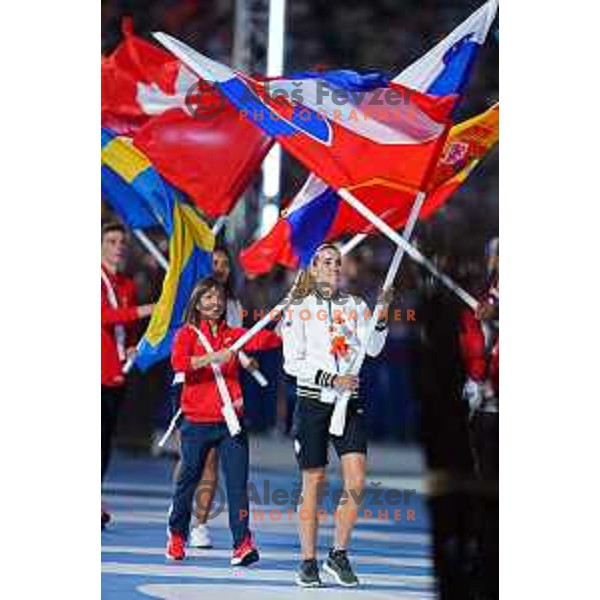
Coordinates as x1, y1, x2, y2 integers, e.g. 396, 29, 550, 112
282, 290, 388, 404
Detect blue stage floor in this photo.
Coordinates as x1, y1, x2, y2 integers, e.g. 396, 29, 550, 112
102, 450, 435, 599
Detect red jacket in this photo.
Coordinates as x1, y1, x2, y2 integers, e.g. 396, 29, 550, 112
172, 320, 281, 423
459, 307, 499, 396
101, 265, 139, 386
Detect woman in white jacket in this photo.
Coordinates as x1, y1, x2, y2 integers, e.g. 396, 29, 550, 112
281, 243, 392, 588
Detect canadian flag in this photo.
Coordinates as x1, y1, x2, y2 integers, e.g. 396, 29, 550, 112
101, 19, 272, 218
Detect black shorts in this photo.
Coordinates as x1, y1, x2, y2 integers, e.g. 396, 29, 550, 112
292, 394, 367, 470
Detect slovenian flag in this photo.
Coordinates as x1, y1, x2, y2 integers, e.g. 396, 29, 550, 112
238, 0, 498, 275
391, 0, 498, 101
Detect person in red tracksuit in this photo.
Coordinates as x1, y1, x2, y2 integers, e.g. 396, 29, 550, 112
459, 239, 499, 600
101, 222, 155, 526
165, 276, 281, 565
459, 275, 499, 476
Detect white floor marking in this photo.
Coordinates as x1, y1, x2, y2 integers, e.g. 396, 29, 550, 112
136, 582, 434, 600
101, 545, 432, 567
106, 512, 429, 544
102, 561, 434, 586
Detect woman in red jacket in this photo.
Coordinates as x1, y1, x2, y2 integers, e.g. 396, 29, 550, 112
165, 276, 280, 565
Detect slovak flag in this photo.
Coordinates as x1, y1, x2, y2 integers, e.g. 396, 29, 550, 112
238, 0, 498, 275
153, 32, 453, 197
102, 20, 273, 218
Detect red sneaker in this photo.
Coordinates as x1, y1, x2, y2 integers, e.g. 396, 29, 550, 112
231, 532, 259, 566
165, 532, 186, 561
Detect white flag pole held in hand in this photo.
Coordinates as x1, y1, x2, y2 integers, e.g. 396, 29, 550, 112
329, 190, 426, 436
123, 218, 269, 387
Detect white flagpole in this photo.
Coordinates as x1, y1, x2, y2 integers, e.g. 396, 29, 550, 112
228, 201, 476, 356
338, 188, 478, 310
123, 231, 168, 374
329, 191, 426, 435
132, 217, 266, 449
133, 229, 169, 270
158, 408, 182, 447
211, 216, 228, 235
340, 233, 367, 256
124, 225, 269, 386
229, 271, 302, 352
342, 222, 476, 304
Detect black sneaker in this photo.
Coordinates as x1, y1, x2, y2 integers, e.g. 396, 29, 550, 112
323, 548, 359, 587
296, 558, 322, 587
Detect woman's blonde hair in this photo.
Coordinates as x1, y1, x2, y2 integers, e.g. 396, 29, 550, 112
291, 243, 341, 300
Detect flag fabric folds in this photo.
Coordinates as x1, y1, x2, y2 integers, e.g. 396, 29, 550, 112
239, 103, 499, 275
422, 102, 499, 216
153, 32, 453, 197
102, 127, 174, 230
236, 0, 498, 276
392, 0, 498, 100
102, 20, 273, 218
101, 126, 214, 369
135, 200, 214, 370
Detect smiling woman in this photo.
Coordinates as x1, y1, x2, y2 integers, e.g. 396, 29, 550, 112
165, 274, 281, 565
280, 243, 395, 587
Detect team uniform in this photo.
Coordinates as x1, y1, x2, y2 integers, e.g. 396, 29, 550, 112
167, 296, 245, 548
459, 282, 499, 598
101, 264, 139, 482
167, 319, 280, 563
459, 283, 499, 476
282, 290, 388, 469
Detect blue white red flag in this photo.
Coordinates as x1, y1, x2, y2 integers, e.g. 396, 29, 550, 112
154, 32, 453, 196
392, 0, 498, 101
237, 0, 498, 275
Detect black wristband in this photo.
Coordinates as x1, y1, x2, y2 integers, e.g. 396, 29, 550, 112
375, 319, 388, 331
315, 369, 338, 388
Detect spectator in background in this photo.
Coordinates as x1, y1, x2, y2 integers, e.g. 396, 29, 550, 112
101, 222, 155, 527
213, 246, 243, 327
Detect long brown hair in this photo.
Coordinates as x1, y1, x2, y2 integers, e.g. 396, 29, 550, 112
292, 243, 341, 300
182, 276, 226, 326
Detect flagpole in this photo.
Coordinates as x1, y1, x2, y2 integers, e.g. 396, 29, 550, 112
340, 233, 367, 256
124, 228, 269, 387
338, 188, 478, 310
133, 229, 169, 270
342, 222, 476, 305
229, 271, 302, 352
228, 201, 476, 355
329, 190, 426, 435
211, 216, 228, 236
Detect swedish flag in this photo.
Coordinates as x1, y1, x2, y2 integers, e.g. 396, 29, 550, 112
102, 128, 167, 229
101, 128, 214, 369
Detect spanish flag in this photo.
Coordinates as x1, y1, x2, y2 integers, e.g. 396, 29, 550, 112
423, 102, 499, 216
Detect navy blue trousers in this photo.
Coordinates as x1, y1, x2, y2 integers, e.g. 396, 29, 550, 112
168, 418, 250, 547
